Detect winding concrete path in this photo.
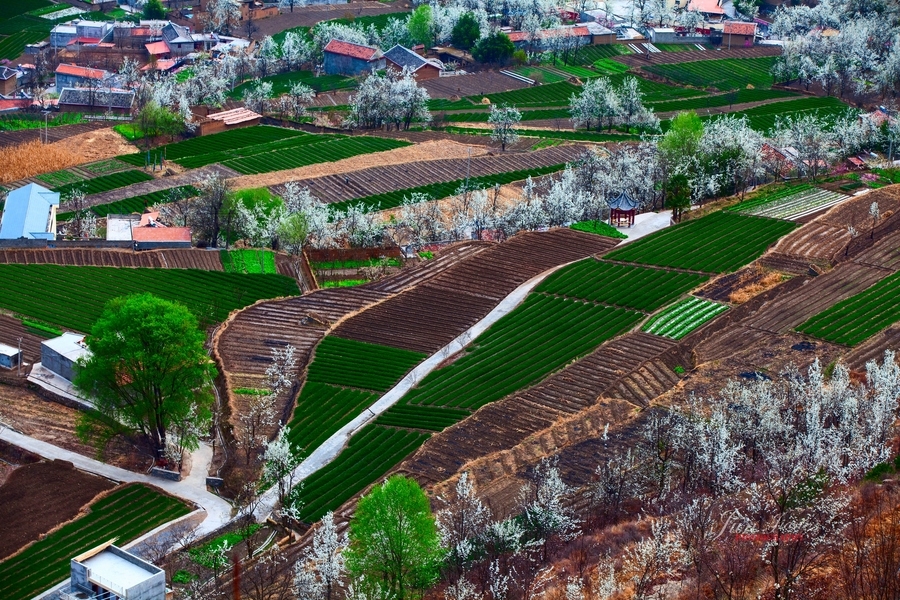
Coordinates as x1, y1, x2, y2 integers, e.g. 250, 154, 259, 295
256, 214, 675, 518
0, 427, 232, 538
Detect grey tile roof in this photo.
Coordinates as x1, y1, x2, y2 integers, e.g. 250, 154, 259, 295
383, 45, 429, 71
59, 87, 135, 109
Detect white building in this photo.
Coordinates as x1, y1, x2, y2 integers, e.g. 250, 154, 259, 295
63, 541, 166, 600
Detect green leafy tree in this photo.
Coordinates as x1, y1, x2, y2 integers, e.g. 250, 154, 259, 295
658, 110, 703, 169
73, 294, 215, 461
450, 12, 480, 51
407, 5, 434, 48
472, 32, 514, 65
665, 172, 691, 221
142, 0, 167, 20
345, 475, 443, 600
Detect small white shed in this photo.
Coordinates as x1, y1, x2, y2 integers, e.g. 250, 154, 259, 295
0, 342, 21, 369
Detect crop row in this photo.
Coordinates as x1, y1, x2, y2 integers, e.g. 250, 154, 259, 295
117, 126, 306, 166
645, 57, 778, 91
604, 211, 799, 273
740, 188, 847, 220
403, 294, 643, 410
536, 258, 708, 312
0, 483, 189, 600
291, 424, 430, 522
176, 132, 345, 170
797, 271, 900, 346
220, 249, 276, 274
285, 382, 379, 454
0, 264, 299, 332
223, 137, 410, 175
726, 184, 813, 213
0, 30, 48, 60
35, 169, 84, 188
648, 88, 798, 113
53, 170, 153, 197
643, 296, 729, 339
331, 163, 566, 213
307, 336, 426, 392
374, 403, 471, 431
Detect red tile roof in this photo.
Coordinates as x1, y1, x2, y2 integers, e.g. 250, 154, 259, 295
55, 63, 106, 79
66, 37, 102, 46
145, 40, 170, 55
323, 39, 380, 61
687, 0, 725, 15
724, 21, 757, 35
506, 27, 590, 43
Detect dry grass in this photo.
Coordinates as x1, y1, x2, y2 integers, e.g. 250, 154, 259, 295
0, 140, 81, 184
230, 140, 490, 190
729, 268, 786, 304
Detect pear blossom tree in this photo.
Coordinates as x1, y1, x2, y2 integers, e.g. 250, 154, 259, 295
294, 512, 347, 600
489, 104, 521, 151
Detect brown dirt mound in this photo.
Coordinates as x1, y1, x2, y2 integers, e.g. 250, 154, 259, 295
816, 185, 900, 229
0, 460, 115, 560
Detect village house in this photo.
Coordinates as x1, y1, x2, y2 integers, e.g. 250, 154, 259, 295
107, 211, 192, 250
323, 39, 385, 76
721, 21, 758, 48
55, 63, 111, 89
0, 183, 60, 241
0, 343, 21, 370
383, 45, 442, 80
0, 66, 18, 96
61, 541, 166, 600
58, 87, 135, 114
40, 332, 88, 382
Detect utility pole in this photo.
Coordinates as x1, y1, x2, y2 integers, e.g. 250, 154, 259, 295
16, 336, 22, 377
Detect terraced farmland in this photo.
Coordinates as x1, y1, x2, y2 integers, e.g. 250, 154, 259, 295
58, 185, 199, 221
53, 170, 153, 197
732, 186, 848, 220
0, 264, 299, 332
796, 271, 900, 346
0, 483, 189, 600
604, 212, 799, 273
645, 56, 779, 90
307, 336, 426, 392
222, 137, 410, 175
286, 383, 380, 454
649, 88, 798, 113
481, 75, 706, 107
536, 259, 708, 311
643, 297, 729, 339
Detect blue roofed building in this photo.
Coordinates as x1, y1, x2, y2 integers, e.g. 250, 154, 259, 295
0, 183, 61, 241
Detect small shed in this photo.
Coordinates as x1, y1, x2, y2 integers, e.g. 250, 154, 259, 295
0, 342, 21, 370
383, 45, 442, 80
722, 21, 757, 48
609, 191, 639, 227
323, 39, 384, 76
41, 332, 89, 382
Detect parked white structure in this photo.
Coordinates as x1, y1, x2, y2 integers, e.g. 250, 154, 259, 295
62, 541, 166, 600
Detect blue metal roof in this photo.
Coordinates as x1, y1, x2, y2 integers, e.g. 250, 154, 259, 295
0, 183, 60, 240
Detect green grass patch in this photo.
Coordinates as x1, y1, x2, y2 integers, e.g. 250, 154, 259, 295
0, 264, 299, 332
643, 296, 729, 339
227, 69, 356, 100
332, 163, 566, 213
592, 58, 630, 74
570, 219, 628, 238
0, 112, 85, 132
312, 258, 401, 270
21, 318, 62, 337
234, 387, 271, 395
536, 259, 708, 312
220, 249, 277, 275
189, 524, 261, 568
603, 212, 799, 273
321, 279, 369, 288
53, 170, 153, 197
796, 271, 900, 346
0, 483, 189, 600
307, 336, 426, 392
113, 123, 146, 141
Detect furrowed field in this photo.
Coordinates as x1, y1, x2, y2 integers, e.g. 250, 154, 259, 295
797, 271, 900, 346
604, 212, 799, 273
643, 296, 729, 339
0, 264, 299, 331
53, 170, 153, 196
645, 56, 779, 90
0, 484, 189, 600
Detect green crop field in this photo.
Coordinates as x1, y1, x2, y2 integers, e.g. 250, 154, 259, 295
604, 212, 799, 273
643, 296, 729, 339
575, 44, 632, 64
220, 249, 277, 274
658, 96, 852, 133
117, 126, 308, 166
374, 404, 471, 431
446, 108, 571, 122
307, 336, 426, 392
228, 69, 356, 99
593, 58, 631, 74
727, 184, 814, 213
58, 185, 199, 221
535, 259, 708, 311
401, 294, 642, 411
796, 272, 900, 346
35, 169, 84, 188
648, 88, 799, 113
645, 56, 779, 90
332, 164, 567, 213
0, 30, 49, 60
0, 483, 189, 600
53, 170, 153, 197
285, 383, 379, 454
0, 265, 299, 332
570, 220, 628, 238
291, 424, 430, 522
222, 137, 410, 175
442, 126, 639, 143
513, 66, 569, 84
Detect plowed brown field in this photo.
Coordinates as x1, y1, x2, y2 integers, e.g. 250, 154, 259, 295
0, 248, 223, 270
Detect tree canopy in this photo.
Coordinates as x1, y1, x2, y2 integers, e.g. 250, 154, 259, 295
472, 32, 514, 64
345, 475, 442, 600
407, 5, 435, 48
142, 0, 166, 20
450, 12, 481, 51
73, 293, 215, 460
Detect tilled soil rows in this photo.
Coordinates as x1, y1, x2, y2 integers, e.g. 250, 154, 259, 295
0, 248, 223, 271
0, 460, 116, 561
332, 229, 620, 354
277, 145, 583, 205
421, 71, 530, 99
397, 332, 682, 490
613, 45, 781, 68
0, 315, 44, 363
764, 222, 851, 266
0, 122, 110, 149
843, 326, 900, 370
